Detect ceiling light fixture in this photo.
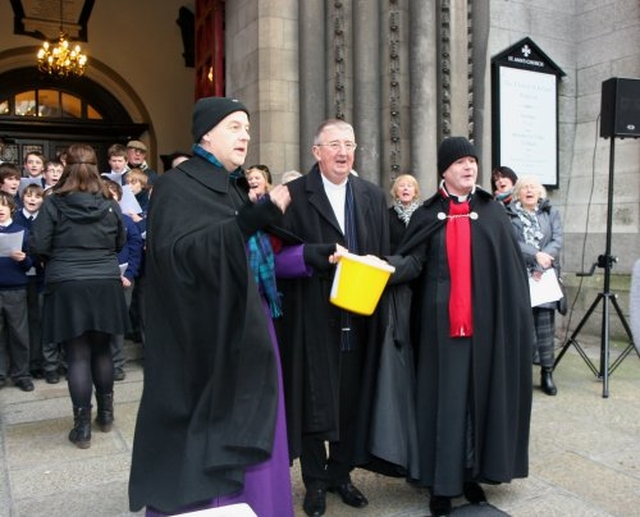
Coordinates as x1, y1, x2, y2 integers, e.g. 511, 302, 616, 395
36, 0, 88, 78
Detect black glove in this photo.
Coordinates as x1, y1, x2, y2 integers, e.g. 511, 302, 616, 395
236, 198, 282, 238
303, 243, 337, 271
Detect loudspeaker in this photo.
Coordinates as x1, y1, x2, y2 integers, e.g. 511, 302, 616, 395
600, 77, 640, 138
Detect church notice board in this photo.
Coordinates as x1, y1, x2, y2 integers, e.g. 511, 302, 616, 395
491, 37, 565, 189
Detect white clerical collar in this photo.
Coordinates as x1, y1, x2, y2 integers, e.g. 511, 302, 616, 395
321, 173, 348, 233
439, 179, 476, 202
321, 173, 348, 191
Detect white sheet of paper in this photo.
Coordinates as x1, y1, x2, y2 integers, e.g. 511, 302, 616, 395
0, 230, 24, 257
119, 185, 142, 215
529, 268, 563, 307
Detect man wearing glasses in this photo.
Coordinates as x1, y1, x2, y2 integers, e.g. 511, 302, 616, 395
278, 119, 390, 516
126, 140, 158, 185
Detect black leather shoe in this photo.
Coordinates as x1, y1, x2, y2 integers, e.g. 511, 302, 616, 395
328, 482, 368, 508
15, 378, 35, 392
45, 371, 60, 384
463, 482, 487, 504
114, 369, 126, 381
30, 369, 45, 379
303, 485, 326, 516
429, 495, 452, 516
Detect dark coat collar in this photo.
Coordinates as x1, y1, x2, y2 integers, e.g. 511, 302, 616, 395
176, 155, 232, 194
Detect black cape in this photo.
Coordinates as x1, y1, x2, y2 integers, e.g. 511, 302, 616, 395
128, 156, 279, 513
276, 165, 390, 466
393, 187, 533, 494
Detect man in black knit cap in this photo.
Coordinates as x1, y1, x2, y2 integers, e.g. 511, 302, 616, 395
389, 136, 533, 516
129, 97, 294, 516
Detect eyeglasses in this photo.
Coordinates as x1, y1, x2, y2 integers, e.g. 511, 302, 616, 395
316, 141, 358, 152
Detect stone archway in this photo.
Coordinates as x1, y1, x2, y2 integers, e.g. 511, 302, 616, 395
0, 46, 155, 169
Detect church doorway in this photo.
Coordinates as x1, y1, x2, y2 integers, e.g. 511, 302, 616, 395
0, 67, 147, 171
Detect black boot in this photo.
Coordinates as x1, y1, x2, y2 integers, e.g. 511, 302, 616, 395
95, 392, 114, 432
69, 406, 92, 449
541, 367, 557, 396
463, 482, 487, 504
429, 495, 452, 516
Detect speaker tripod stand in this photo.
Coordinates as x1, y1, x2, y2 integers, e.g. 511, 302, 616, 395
553, 136, 640, 398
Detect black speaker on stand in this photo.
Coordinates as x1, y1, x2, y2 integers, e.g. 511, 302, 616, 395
554, 77, 640, 398
600, 77, 640, 138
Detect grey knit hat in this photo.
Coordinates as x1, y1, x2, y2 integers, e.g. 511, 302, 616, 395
437, 137, 478, 176
192, 97, 249, 143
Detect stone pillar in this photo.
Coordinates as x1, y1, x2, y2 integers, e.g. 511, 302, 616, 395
410, 0, 439, 193
325, 1, 353, 124
299, 0, 326, 172
445, 0, 471, 136
353, 0, 381, 182
224, 1, 300, 177
470, 0, 490, 186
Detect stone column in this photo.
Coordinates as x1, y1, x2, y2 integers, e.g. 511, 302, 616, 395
225, 0, 300, 176
446, 0, 471, 136
299, 0, 326, 172
353, 0, 381, 182
410, 0, 439, 193
470, 0, 490, 186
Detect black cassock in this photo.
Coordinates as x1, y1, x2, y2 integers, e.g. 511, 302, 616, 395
391, 187, 533, 496
129, 157, 278, 513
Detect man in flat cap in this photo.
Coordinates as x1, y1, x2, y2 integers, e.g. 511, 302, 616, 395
125, 139, 158, 186
388, 136, 533, 516
124, 139, 155, 348
129, 97, 295, 516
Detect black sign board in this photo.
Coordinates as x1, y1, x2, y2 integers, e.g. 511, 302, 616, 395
491, 37, 565, 188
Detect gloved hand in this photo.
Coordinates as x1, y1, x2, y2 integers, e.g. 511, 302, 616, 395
303, 243, 337, 271
236, 198, 282, 238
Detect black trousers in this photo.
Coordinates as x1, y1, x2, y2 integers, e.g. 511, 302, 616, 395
0, 289, 30, 381
300, 332, 364, 488
26, 278, 42, 371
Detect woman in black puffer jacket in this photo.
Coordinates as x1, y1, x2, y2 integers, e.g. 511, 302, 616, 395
31, 143, 129, 448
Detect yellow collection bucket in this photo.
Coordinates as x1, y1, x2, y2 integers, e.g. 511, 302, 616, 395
330, 252, 396, 315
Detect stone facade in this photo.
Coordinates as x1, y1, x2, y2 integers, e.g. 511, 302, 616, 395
0, 0, 638, 340
226, 0, 640, 339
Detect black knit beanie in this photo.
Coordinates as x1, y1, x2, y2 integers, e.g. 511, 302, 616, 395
192, 97, 249, 143
437, 137, 478, 177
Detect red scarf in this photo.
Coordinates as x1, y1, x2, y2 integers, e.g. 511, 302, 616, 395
445, 198, 473, 337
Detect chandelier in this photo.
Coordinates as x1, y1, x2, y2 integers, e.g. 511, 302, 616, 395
36, 1, 88, 78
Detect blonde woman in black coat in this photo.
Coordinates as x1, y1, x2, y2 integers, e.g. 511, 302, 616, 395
389, 174, 421, 253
